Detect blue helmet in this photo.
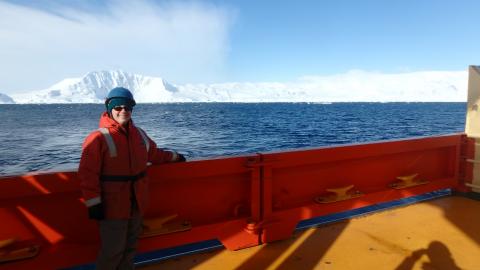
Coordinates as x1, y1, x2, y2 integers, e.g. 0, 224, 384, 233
105, 87, 136, 108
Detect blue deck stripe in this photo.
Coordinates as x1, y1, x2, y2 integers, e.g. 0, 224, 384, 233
296, 189, 451, 230
65, 239, 224, 270
134, 239, 224, 267
67, 189, 451, 269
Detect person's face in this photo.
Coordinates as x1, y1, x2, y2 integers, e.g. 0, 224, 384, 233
111, 105, 132, 126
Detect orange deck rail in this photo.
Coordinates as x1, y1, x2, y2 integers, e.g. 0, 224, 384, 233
0, 133, 474, 269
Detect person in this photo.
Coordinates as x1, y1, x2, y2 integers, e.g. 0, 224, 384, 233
78, 87, 185, 270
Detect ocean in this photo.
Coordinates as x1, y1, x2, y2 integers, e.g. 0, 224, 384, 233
0, 103, 466, 176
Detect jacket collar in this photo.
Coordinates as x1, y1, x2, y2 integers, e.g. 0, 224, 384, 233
98, 112, 134, 133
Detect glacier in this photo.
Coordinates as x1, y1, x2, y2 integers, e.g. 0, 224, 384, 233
5, 70, 469, 104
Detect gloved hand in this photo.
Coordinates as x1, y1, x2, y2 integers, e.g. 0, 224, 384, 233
177, 153, 186, 162
88, 203, 105, 220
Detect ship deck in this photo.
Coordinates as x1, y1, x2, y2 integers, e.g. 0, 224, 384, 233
140, 195, 480, 270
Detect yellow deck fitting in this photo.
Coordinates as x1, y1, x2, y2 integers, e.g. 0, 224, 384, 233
0, 238, 40, 263
141, 214, 191, 238
0, 238, 16, 249
314, 184, 363, 204
390, 173, 429, 189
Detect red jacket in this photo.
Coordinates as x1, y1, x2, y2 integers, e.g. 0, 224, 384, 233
78, 112, 179, 219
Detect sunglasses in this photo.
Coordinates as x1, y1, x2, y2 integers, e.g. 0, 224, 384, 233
113, 106, 132, 112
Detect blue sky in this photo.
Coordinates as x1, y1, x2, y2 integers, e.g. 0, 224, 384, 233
1, 0, 479, 94
228, 0, 478, 79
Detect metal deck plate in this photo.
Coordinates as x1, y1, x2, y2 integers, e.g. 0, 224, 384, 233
140, 196, 480, 270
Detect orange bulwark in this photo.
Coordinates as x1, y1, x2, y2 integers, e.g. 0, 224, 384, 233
0, 133, 474, 269
0, 66, 480, 269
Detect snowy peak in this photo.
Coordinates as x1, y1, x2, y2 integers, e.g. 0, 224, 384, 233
77, 70, 179, 97
49, 70, 148, 101
11, 70, 176, 103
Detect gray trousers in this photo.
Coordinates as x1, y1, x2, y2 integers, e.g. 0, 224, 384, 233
96, 206, 143, 270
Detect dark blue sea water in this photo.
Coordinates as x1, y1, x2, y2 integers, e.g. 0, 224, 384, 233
0, 103, 466, 176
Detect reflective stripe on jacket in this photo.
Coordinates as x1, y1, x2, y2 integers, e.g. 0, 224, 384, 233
78, 112, 178, 219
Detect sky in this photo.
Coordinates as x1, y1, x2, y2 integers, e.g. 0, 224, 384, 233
0, 0, 479, 94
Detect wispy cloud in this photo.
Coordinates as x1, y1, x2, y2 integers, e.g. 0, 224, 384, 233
0, 0, 234, 93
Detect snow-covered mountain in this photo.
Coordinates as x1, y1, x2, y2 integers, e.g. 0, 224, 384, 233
0, 93, 15, 104
10, 71, 178, 103
9, 70, 468, 103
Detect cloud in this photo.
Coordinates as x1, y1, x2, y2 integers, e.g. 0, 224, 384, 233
0, 0, 234, 93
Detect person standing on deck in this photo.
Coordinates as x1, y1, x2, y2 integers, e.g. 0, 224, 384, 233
78, 87, 186, 269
